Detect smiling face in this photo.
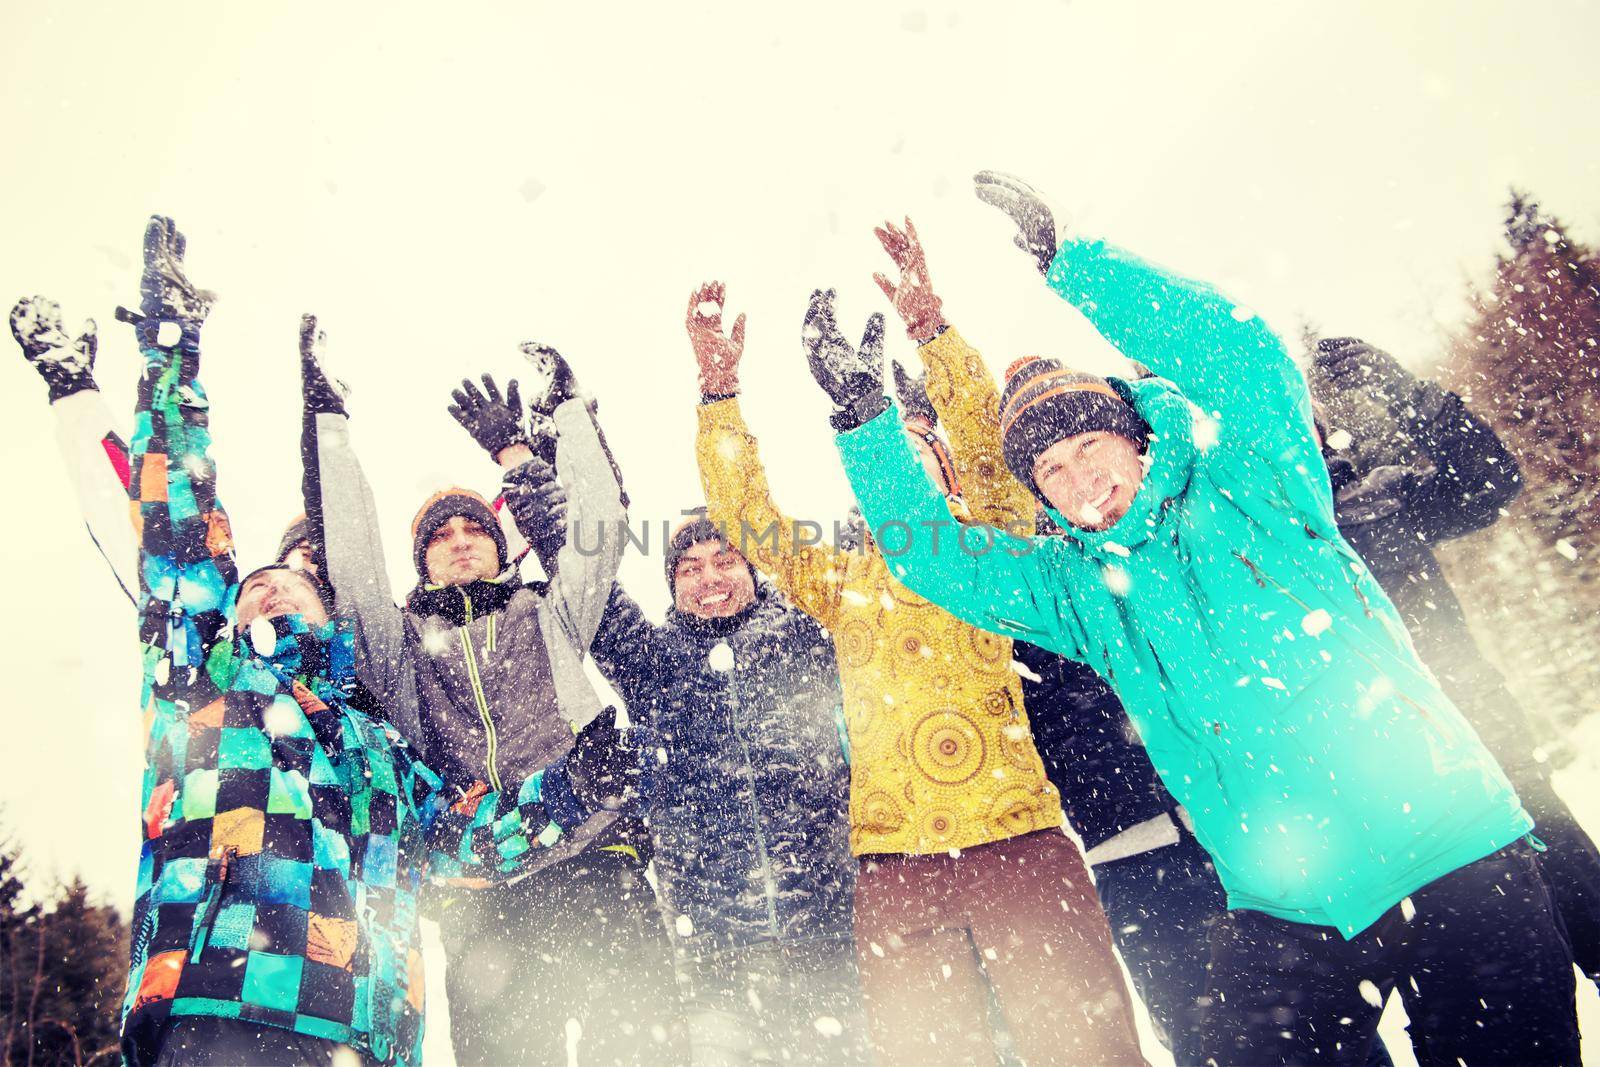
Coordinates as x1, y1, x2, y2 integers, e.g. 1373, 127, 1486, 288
236, 567, 329, 629
424, 515, 501, 586
673, 539, 756, 619
1032, 430, 1147, 531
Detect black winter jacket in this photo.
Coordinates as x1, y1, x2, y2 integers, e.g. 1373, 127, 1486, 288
591, 583, 855, 953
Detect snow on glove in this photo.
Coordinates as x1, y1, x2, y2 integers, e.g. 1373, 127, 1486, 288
973, 170, 1060, 276
518, 342, 580, 418
566, 709, 645, 812
1313, 338, 1447, 423
114, 215, 215, 354
803, 288, 888, 431
448, 374, 528, 459
892, 360, 937, 426
299, 314, 350, 417
10, 296, 98, 401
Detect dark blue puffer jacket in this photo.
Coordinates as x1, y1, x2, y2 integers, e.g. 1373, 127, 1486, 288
1012, 640, 1175, 851
592, 581, 854, 953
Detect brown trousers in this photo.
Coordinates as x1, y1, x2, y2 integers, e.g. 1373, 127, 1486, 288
854, 829, 1146, 1066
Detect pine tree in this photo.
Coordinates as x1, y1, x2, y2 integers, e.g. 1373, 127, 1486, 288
1434, 189, 1600, 754
0, 818, 129, 1067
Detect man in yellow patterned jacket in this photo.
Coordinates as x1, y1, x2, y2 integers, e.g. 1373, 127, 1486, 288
685, 281, 1144, 1067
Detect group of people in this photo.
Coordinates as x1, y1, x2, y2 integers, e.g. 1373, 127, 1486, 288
9, 170, 1596, 1067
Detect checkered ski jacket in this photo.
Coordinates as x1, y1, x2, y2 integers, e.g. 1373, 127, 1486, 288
119, 328, 594, 1066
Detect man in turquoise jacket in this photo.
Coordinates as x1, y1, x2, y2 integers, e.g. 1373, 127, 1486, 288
808, 176, 1580, 1066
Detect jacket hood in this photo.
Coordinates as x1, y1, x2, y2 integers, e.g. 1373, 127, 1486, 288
1046, 376, 1198, 557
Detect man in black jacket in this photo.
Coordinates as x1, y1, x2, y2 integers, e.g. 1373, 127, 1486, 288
1315, 336, 1599, 990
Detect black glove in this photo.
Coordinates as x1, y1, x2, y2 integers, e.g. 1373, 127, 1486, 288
974, 171, 1059, 276
518, 342, 580, 418
1333, 463, 1427, 527
502, 456, 569, 570
448, 374, 528, 458
10, 296, 98, 402
1313, 338, 1446, 423
566, 710, 643, 811
299, 314, 350, 417
802, 288, 888, 431
892, 360, 937, 425
114, 215, 215, 353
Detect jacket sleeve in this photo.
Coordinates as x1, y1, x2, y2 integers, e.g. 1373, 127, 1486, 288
1044, 239, 1324, 494
1397, 391, 1522, 544
588, 584, 663, 710
413, 747, 597, 882
129, 329, 238, 673
50, 389, 139, 606
836, 399, 1082, 658
539, 398, 628, 654
916, 327, 1037, 530
696, 398, 845, 628
304, 409, 417, 730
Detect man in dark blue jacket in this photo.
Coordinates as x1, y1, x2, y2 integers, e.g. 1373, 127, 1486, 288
507, 479, 865, 1064
1316, 336, 1600, 990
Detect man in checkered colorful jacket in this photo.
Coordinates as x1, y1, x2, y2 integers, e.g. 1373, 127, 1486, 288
10, 216, 645, 1067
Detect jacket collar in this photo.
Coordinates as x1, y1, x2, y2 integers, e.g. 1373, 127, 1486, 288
1046, 376, 1197, 557
406, 567, 521, 625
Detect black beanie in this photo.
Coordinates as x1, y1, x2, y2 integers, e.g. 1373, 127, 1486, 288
999, 357, 1149, 495
665, 510, 756, 594
411, 488, 509, 580
275, 514, 311, 564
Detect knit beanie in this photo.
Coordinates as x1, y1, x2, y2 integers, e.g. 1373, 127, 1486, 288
275, 514, 311, 564
665, 509, 756, 594
411, 488, 509, 580
999, 357, 1149, 493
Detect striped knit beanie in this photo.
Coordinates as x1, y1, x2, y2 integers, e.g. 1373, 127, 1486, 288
411, 488, 508, 579
999, 357, 1149, 493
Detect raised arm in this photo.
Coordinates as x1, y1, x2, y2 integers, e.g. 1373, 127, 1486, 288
688, 282, 846, 627
1315, 338, 1522, 543
299, 316, 416, 730
11, 297, 139, 603
974, 172, 1319, 480
871, 218, 1035, 529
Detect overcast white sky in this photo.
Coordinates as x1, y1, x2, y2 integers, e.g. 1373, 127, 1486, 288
2, 0, 1598, 925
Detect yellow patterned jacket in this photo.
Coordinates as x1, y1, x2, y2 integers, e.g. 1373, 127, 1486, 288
696, 358, 1063, 856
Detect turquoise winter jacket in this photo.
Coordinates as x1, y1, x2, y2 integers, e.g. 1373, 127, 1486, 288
835, 238, 1530, 937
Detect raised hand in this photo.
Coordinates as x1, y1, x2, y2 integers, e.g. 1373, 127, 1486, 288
802, 288, 888, 431
448, 374, 529, 462
10, 296, 98, 401
973, 171, 1059, 275
299, 314, 350, 416
872, 217, 947, 342
519, 342, 580, 418
1313, 338, 1444, 421
686, 281, 747, 398
115, 216, 216, 348
892, 361, 937, 426
566, 710, 646, 811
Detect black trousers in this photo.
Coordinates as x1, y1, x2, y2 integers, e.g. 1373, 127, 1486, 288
148, 1017, 359, 1066
1518, 770, 1600, 985
438, 848, 688, 1067
1196, 841, 1580, 1067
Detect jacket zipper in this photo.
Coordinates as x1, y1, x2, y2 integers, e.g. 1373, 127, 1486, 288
188, 846, 238, 962
726, 643, 781, 938
454, 592, 504, 792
